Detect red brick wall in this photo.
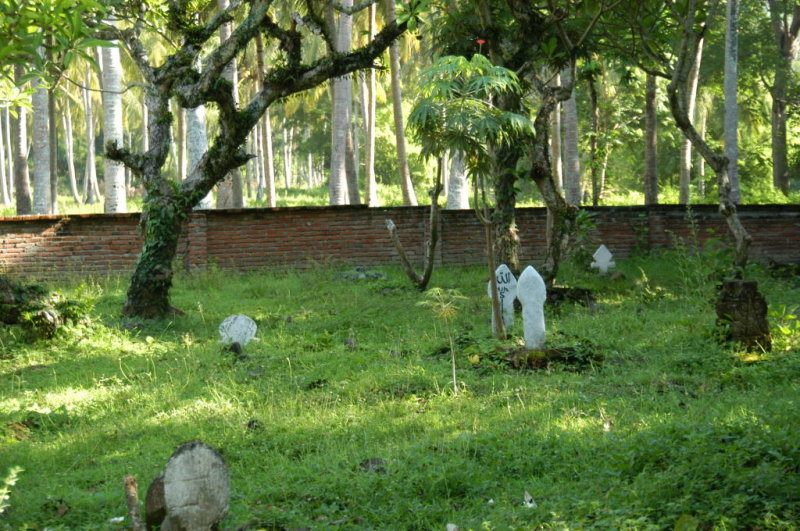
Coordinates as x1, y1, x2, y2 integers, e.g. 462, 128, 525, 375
0, 204, 797, 279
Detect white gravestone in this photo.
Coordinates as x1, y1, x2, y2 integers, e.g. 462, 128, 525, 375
488, 264, 517, 334
218, 314, 257, 346
590, 244, 615, 274
517, 265, 546, 350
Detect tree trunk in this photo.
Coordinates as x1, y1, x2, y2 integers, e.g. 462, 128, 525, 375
766, 0, 799, 195
446, 150, 469, 209
492, 144, 520, 273
345, 124, 360, 203
550, 72, 563, 193
215, 0, 243, 209
526, 69, 580, 285
562, 67, 581, 206
123, 93, 180, 318
31, 67, 51, 215
255, 34, 276, 208
283, 121, 294, 190
12, 66, 32, 215
588, 73, 600, 206
102, 31, 127, 213
329, 0, 353, 205
176, 106, 186, 182
365, 5, 378, 206
678, 36, 704, 205
0, 101, 9, 206
82, 71, 99, 205
3, 107, 14, 203
724, 0, 740, 204
665, 1, 750, 271
123, 194, 184, 318
697, 102, 707, 198
385, 0, 417, 206
48, 86, 58, 214
644, 73, 658, 205
186, 89, 212, 208
63, 100, 81, 203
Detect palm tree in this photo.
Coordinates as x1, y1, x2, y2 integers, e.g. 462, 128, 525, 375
329, 0, 354, 205
31, 58, 51, 215
82, 69, 100, 204
644, 72, 658, 205
101, 28, 127, 213
364, 4, 378, 206
765, 0, 799, 195
385, 0, 417, 206
12, 65, 32, 215
724, 0, 740, 204
0, 104, 9, 206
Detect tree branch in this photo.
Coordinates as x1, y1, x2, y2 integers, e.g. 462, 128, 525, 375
326, 0, 378, 15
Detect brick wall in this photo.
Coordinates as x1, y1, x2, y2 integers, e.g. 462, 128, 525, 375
0, 204, 797, 279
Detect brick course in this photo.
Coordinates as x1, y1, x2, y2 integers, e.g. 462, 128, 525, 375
0, 204, 797, 279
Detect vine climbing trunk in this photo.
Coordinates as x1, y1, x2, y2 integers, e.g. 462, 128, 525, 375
123, 193, 188, 318
491, 144, 520, 274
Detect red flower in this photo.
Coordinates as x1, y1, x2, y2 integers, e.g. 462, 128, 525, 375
476, 38, 486, 45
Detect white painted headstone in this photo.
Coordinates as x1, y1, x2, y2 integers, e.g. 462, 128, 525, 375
590, 244, 615, 274
516, 265, 546, 350
218, 314, 257, 346
488, 264, 517, 333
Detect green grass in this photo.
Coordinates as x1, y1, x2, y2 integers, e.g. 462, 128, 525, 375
1, 252, 799, 530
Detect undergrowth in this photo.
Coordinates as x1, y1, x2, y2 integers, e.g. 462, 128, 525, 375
0, 254, 798, 530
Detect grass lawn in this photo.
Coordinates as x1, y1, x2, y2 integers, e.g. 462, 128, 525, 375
1, 250, 799, 530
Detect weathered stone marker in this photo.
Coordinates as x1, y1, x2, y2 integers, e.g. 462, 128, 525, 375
517, 266, 547, 350
156, 441, 230, 530
716, 280, 771, 351
591, 244, 615, 274
488, 264, 518, 334
218, 314, 257, 346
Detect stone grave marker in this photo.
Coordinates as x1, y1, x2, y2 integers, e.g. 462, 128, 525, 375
218, 314, 257, 346
163, 442, 230, 530
487, 264, 517, 334
590, 244, 616, 274
517, 265, 546, 350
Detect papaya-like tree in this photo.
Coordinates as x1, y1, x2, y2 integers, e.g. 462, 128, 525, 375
104, 0, 414, 318
429, 0, 620, 282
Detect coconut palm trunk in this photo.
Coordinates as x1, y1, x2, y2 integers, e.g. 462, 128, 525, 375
385, 0, 417, 206
765, 0, 799, 195
724, 0, 740, 204
31, 67, 51, 215
644, 73, 658, 205
0, 105, 9, 206
329, 0, 354, 205
12, 65, 32, 215
63, 98, 81, 203
101, 28, 127, 213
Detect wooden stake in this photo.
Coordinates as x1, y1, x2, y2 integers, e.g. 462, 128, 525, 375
123, 475, 146, 531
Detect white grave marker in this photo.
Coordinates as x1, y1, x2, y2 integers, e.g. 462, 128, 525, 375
487, 264, 517, 334
590, 244, 616, 274
218, 314, 257, 346
517, 265, 546, 350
